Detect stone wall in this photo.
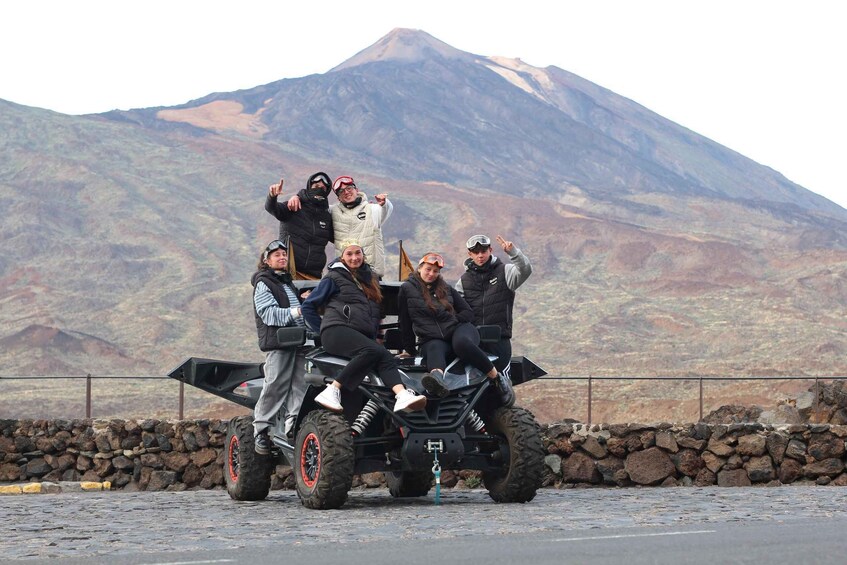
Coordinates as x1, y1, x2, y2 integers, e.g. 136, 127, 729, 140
3, 419, 847, 491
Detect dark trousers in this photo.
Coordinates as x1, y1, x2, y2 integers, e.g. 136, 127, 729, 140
482, 337, 512, 374
321, 325, 403, 391
420, 322, 494, 375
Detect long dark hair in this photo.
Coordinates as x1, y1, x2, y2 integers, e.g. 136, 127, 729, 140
411, 271, 454, 314
342, 255, 382, 304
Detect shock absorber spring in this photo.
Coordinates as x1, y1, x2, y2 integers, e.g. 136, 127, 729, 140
351, 399, 379, 436
467, 409, 486, 433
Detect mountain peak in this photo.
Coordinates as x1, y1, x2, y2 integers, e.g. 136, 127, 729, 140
331, 28, 473, 72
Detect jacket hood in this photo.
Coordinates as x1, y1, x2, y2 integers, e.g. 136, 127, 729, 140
306, 172, 332, 195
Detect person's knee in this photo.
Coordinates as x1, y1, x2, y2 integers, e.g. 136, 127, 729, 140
452, 336, 475, 357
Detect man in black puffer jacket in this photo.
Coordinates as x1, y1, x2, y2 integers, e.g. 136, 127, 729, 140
456, 234, 533, 378
264, 172, 333, 279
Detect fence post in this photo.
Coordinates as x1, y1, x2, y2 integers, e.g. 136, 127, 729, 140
85, 373, 92, 418
699, 376, 703, 422
179, 381, 185, 420
587, 375, 593, 426
814, 377, 820, 422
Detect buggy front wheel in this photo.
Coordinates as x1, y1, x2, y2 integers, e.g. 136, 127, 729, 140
294, 409, 355, 509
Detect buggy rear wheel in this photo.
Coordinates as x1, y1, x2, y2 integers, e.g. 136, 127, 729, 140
384, 469, 432, 498
482, 406, 544, 503
294, 409, 355, 509
224, 415, 273, 501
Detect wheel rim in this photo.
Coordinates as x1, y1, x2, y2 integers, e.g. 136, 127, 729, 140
228, 434, 240, 482
300, 432, 320, 488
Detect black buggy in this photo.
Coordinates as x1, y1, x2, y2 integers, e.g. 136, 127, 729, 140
168, 281, 546, 509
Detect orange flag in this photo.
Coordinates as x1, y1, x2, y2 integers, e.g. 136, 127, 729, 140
399, 240, 415, 281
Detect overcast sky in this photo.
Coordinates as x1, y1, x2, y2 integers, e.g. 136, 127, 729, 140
2, 1, 844, 208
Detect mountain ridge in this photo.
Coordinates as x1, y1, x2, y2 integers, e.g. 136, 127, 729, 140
2, 28, 846, 384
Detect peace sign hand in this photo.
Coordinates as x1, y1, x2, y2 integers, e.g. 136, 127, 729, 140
496, 235, 514, 253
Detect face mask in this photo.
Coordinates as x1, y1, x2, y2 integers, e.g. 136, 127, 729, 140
306, 186, 327, 200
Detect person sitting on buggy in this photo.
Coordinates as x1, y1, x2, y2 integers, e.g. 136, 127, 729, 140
396, 252, 515, 406
300, 240, 427, 414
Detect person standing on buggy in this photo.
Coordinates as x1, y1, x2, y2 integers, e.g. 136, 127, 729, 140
286, 175, 393, 278
455, 234, 532, 379
397, 252, 515, 406
300, 240, 427, 413
251, 239, 309, 455
264, 172, 333, 279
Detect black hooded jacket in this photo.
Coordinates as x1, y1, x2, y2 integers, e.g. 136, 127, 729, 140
264, 172, 334, 278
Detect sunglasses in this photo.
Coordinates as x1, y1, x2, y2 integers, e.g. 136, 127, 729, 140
333, 176, 356, 191
418, 253, 445, 268
466, 234, 491, 249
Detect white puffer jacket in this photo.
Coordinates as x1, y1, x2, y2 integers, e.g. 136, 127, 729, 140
331, 192, 393, 277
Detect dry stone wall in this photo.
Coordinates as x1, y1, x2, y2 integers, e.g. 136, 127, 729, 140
3, 418, 847, 491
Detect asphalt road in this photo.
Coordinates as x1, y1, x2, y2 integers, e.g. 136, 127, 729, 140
3, 486, 847, 564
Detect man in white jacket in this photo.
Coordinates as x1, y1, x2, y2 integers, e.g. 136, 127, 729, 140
329, 175, 392, 278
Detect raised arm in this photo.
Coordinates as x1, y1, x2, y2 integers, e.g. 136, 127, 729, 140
497, 235, 532, 290
264, 178, 294, 221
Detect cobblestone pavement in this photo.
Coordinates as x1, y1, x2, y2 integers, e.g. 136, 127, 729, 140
3, 486, 847, 561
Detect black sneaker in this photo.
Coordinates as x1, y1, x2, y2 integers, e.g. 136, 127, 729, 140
422, 369, 449, 398
254, 432, 271, 455
493, 373, 515, 407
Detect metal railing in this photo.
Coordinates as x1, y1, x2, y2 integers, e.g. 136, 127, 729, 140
1, 374, 845, 422
539, 375, 847, 424
0, 375, 186, 420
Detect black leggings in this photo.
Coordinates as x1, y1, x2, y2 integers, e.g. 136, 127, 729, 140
420, 322, 495, 375
321, 325, 403, 391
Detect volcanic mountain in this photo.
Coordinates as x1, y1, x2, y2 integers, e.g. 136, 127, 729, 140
2, 28, 846, 390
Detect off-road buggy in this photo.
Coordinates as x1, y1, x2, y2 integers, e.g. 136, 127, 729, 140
168, 281, 547, 509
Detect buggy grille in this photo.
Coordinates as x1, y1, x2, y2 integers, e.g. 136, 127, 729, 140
369, 387, 480, 431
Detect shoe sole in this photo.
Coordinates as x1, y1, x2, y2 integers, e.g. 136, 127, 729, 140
316, 401, 343, 413
422, 375, 450, 398
254, 437, 270, 455
395, 396, 427, 412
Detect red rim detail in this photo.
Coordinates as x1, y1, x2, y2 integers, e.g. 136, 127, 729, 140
227, 434, 239, 482
300, 432, 320, 488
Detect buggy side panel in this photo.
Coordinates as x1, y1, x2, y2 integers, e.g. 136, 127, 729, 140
508, 356, 547, 385
167, 357, 263, 409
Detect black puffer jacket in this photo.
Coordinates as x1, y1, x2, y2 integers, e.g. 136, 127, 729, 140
264, 172, 333, 278
459, 258, 514, 338
398, 275, 474, 354
318, 261, 382, 339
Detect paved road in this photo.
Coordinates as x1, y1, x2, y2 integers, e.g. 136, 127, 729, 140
3, 486, 847, 564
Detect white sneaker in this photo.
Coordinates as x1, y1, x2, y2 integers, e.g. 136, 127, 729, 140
315, 384, 343, 412
394, 388, 427, 413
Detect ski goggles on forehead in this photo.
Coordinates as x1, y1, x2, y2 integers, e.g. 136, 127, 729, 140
264, 239, 287, 258
466, 234, 491, 249
333, 176, 356, 191
418, 253, 445, 268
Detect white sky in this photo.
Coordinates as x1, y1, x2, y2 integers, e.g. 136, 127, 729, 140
2, 1, 844, 209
